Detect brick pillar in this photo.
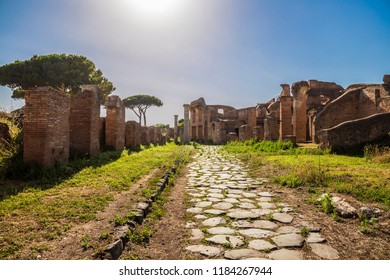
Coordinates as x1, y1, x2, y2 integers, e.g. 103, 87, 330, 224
183, 104, 190, 144
69, 85, 101, 157
279, 84, 294, 140
125, 121, 141, 149
292, 81, 310, 143
105, 95, 125, 150
24, 87, 70, 167
141, 126, 150, 145
174, 115, 178, 144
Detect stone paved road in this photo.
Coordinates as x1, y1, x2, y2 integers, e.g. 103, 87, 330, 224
184, 146, 339, 260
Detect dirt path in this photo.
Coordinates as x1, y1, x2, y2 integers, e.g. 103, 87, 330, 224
121, 170, 190, 260
40, 168, 161, 260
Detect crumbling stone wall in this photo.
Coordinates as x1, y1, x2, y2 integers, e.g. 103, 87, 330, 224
69, 85, 100, 157
141, 126, 150, 146
279, 84, 293, 140
23, 87, 70, 167
317, 112, 390, 152
292, 80, 343, 142
314, 84, 390, 142
125, 121, 141, 149
105, 96, 125, 150
264, 100, 280, 141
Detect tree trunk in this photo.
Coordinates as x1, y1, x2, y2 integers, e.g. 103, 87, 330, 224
143, 111, 147, 126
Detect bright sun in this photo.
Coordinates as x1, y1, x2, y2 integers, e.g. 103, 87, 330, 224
126, 0, 183, 19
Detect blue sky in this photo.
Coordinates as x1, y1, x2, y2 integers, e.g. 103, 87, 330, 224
1, 0, 389, 125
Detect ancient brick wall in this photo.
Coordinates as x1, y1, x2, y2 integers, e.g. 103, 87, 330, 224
141, 126, 150, 146
317, 112, 390, 152
23, 87, 70, 167
105, 96, 125, 150
99, 117, 106, 147
314, 85, 390, 142
125, 121, 141, 149
279, 95, 293, 140
69, 85, 100, 157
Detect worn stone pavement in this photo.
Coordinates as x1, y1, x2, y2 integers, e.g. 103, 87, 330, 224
184, 146, 339, 260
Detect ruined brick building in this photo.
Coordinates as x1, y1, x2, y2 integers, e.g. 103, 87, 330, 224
22, 86, 170, 168
182, 75, 390, 150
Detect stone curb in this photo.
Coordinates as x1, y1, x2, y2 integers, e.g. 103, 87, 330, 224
102, 162, 181, 260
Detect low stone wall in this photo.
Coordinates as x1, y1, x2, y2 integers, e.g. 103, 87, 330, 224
317, 112, 390, 152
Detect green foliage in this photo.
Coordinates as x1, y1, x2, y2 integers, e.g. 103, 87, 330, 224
223, 139, 329, 155
364, 144, 390, 163
123, 95, 163, 126
128, 227, 152, 244
318, 193, 335, 215
274, 173, 302, 188
300, 227, 309, 237
80, 236, 92, 250
99, 231, 110, 241
0, 54, 115, 103
113, 215, 127, 226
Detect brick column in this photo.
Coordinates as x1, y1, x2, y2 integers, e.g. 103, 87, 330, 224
24, 87, 70, 167
105, 96, 125, 150
69, 85, 101, 157
279, 84, 294, 140
174, 115, 178, 144
292, 81, 310, 143
183, 104, 190, 144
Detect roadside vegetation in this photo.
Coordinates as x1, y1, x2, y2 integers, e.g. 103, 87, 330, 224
223, 140, 390, 210
0, 143, 193, 259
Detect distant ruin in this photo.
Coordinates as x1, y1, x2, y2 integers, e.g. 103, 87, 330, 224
181, 75, 390, 150
19, 75, 390, 167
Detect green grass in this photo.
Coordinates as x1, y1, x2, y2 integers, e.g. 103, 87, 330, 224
224, 140, 390, 209
0, 143, 193, 259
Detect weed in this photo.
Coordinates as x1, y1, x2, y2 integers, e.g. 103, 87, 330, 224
222, 242, 233, 249
263, 247, 271, 253
267, 214, 274, 221
318, 193, 335, 214
274, 173, 302, 188
113, 215, 127, 226
80, 236, 92, 250
128, 227, 152, 244
99, 231, 110, 240
300, 227, 309, 237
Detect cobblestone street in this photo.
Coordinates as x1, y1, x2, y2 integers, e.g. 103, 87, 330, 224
184, 146, 339, 260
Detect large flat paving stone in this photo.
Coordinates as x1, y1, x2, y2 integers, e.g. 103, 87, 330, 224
195, 201, 213, 208
207, 227, 236, 235
204, 209, 226, 215
238, 202, 257, 209
272, 213, 294, 223
186, 245, 221, 257
202, 217, 227, 227
227, 210, 260, 219
258, 202, 276, 209
190, 229, 204, 240
310, 243, 339, 259
252, 220, 279, 230
272, 233, 304, 247
206, 235, 244, 248
268, 249, 304, 260
248, 240, 277, 251
307, 233, 326, 243
224, 249, 264, 260
238, 228, 274, 238
186, 207, 203, 214
276, 226, 300, 234
231, 220, 253, 228
212, 202, 234, 210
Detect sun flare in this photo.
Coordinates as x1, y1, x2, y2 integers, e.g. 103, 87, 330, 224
126, 0, 184, 19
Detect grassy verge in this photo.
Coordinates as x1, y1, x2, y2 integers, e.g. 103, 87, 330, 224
223, 140, 390, 209
0, 143, 193, 259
